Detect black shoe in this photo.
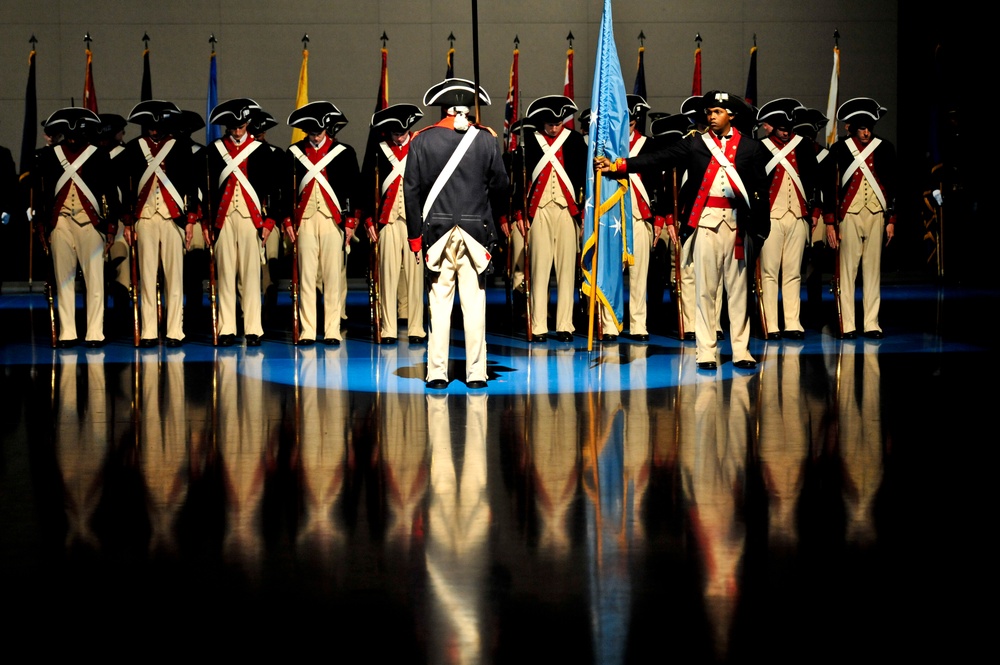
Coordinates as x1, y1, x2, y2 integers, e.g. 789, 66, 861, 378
380, 337, 397, 345
555, 331, 573, 342
298, 338, 315, 346
734, 359, 757, 370
466, 380, 488, 389
697, 361, 717, 371
530, 333, 548, 342
766, 332, 781, 341
782, 330, 805, 340
408, 336, 427, 344
682, 332, 696, 341
602, 334, 618, 342
863, 330, 884, 339
57, 339, 79, 348
631, 334, 650, 342
218, 334, 236, 347
838, 331, 857, 340
139, 338, 158, 348
323, 338, 341, 346
84, 339, 105, 349
165, 337, 183, 348
426, 379, 449, 389
716, 331, 725, 340
245, 334, 261, 347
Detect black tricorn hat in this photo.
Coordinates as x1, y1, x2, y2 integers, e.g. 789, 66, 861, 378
626, 94, 651, 121
371, 103, 424, 133
702, 90, 751, 117
128, 100, 182, 127
249, 109, 278, 134
525, 95, 577, 126
209, 98, 262, 128
793, 107, 828, 134
757, 98, 805, 127
43, 107, 102, 137
287, 101, 348, 135
578, 108, 591, 132
680, 95, 705, 119
650, 113, 694, 141
422, 78, 490, 108
836, 97, 887, 125
98, 113, 127, 136
177, 110, 206, 135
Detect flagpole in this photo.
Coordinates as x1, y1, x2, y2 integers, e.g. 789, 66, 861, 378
471, 0, 480, 124
588, 173, 601, 352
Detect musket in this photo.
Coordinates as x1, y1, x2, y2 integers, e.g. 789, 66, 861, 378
833, 162, 844, 336
128, 222, 140, 346
672, 167, 685, 340
518, 120, 533, 342
206, 162, 219, 345
290, 166, 301, 344
34, 174, 58, 347
370, 156, 382, 343
754, 252, 768, 336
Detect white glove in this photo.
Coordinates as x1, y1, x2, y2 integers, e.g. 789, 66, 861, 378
932, 189, 943, 206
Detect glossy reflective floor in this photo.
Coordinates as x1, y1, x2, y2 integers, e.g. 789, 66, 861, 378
0, 281, 992, 663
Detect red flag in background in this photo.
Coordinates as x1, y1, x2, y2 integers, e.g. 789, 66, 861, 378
691, 35, 702, 96
504, 40, 519, 153
563, 37, 575, 130
83, 42, 98, 113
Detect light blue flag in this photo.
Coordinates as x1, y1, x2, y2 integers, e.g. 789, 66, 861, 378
582, 0, 633, 333
206, 52, 220, 143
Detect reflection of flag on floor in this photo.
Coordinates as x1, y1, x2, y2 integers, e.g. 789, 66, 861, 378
582, 0, 632, 332
504, 43, 519, 153
290, 45, 310, 144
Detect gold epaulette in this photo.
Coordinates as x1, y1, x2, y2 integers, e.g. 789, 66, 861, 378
475, 124, 498, 138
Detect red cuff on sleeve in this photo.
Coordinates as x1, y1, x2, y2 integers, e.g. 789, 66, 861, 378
653, 215, 666, 229
408, 238, 422, 253
824, 213, 836, 226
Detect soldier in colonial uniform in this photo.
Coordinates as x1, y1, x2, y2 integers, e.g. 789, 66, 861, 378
825, 98, 896, 339
650, 111, 698, 339
598, 90, 770, 371
510, 95, 586, 343
405, 78, 508, 388
35, 108, 120, 347
121, 100, 199, 346
204, 98, 278, 346
283, 101, 360, 346
756, 98, 821, 340
362, 103, 426, 344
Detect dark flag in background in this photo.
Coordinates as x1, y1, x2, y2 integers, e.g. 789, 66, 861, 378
206, 46, 220, 144
744, 41, 757, 107
19, 41, 37, 175
141, 36, 152, 101
633, 41, 647, 99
